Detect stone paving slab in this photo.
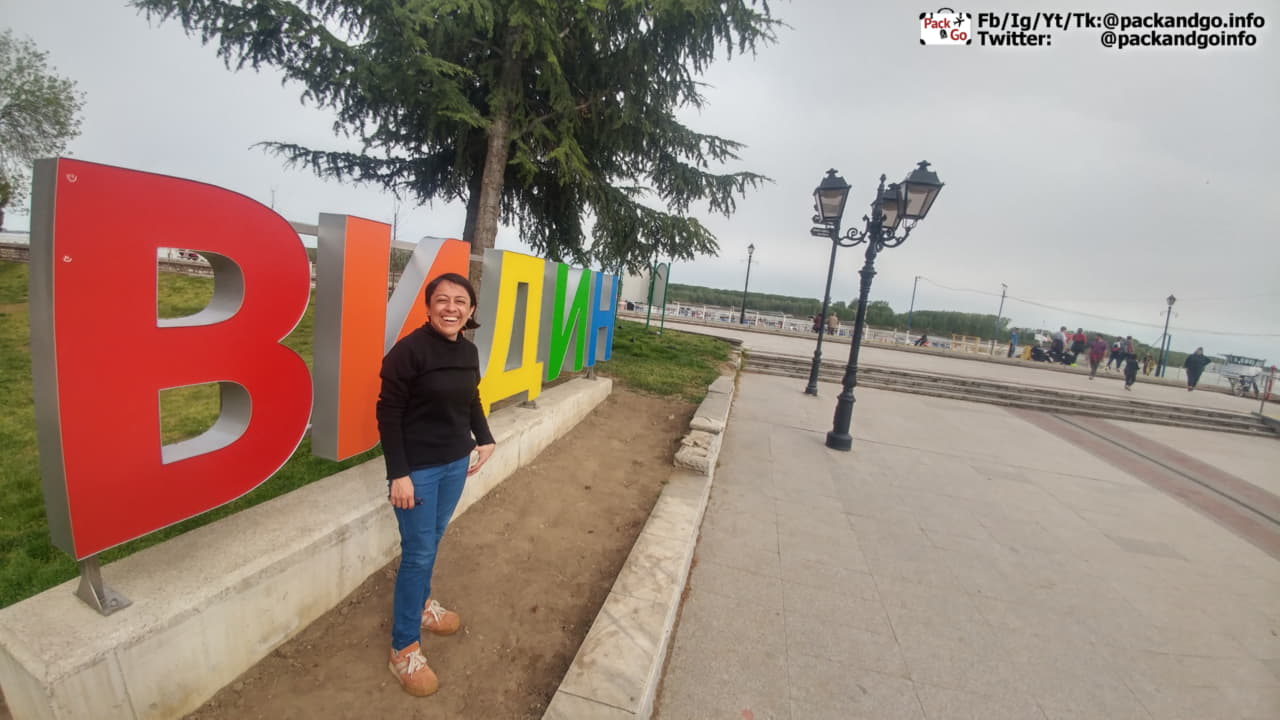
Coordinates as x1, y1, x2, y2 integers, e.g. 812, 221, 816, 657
653, 372, 1280, 720
1106, 419, 1280, 497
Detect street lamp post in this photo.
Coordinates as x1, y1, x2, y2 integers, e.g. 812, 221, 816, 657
804, 170, 855, 395
818, 162, 944, 451
991, 283, 1007, 355
739, 243, 756, 325
905, 275, 921, 341
1158, 293, 1176, 377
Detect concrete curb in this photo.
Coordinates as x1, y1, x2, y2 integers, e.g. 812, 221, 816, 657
542, 354, 742, 719
0, 377, 612, 720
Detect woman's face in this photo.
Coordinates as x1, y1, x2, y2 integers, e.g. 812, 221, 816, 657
427, 280, 474, 340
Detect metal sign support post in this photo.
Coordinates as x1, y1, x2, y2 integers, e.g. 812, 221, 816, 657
75, 556, 131, 616
644, 269, 655, 330
657, 263, 670, 335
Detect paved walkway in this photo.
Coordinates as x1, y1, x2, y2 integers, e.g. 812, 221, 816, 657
653, 372, 1280, 720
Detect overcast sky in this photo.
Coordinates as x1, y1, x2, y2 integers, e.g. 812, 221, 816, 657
3, 0, 1277, 361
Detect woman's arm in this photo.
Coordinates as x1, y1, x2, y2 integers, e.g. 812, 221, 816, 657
468, 444, 495, 476
376, 342, 415, 481
467, 374, 496, 476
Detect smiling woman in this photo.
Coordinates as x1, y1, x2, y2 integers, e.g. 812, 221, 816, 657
374, 270, 496, 697
425, 273, 480, 340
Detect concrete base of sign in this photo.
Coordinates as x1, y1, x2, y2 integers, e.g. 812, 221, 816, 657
0, 376, 611, 720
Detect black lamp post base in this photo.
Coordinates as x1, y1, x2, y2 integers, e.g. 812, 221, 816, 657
804, 349, 823, 395
825, 430, 852, 451
804, 366, 821, 394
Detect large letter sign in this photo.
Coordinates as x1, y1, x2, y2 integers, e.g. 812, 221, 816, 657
539, 262, 592, 380
29, 159, 313, 559
27, 158, 619, 568
310, 215, 469, 461
590, 272, 619, 363
474, 250, 547, 414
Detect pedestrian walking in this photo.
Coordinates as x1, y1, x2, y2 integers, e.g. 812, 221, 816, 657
1184, 347, 1212, 391
1124, 353, 1140, 390
1141, 353, 1154, 376
1087, 335, 1108, 379
1008, 328, 1019, 358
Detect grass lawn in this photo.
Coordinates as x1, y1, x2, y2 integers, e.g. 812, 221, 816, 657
0, 261, 731, 608
597, 319, 731, 402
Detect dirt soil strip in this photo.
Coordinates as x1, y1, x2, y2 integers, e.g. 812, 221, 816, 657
172, 387, 694, 720
1009, 409, 1280, 562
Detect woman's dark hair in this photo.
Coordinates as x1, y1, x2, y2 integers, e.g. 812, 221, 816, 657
424, 272, 481, 330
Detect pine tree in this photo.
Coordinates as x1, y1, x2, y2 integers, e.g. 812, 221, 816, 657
133, 0, 778, 275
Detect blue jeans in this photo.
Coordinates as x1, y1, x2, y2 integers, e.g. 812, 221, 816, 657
391, 456, 469, 651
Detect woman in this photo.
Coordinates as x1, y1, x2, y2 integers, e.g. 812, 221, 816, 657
376, 272, 496, 696
1123, 352, 1140, 390
1184, 347, 1212, 391
1087, 335, 1108, 379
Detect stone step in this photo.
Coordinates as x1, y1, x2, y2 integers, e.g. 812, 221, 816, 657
742, 356, 1276, 438
870, 370, 1243, 419
869, 377, 1262, 431
750, 359, 1257, 424
745, 366, 1274, 438
745, 354, 1253, 415
747, 354, 1246, 422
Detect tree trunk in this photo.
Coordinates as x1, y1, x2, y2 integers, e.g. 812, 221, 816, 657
462, 167, 484, 290
472, 106, 512, 280
469, 42, 521, 295
461, 169, 483, 248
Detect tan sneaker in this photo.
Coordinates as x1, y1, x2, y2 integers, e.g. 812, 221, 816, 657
422, 598, 461, 636
388, 642, 439, 696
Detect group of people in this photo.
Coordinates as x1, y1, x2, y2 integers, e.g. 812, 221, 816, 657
1080, 330, 1141, 389
810, 313, 840, 334
1059, 326, 1213, 392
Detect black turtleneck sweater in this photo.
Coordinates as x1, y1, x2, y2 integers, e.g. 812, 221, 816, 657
376, 324, 495, 479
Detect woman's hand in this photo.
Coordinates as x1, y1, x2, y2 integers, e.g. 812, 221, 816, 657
389, 476, 415, 509
468, 443, 496, 476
